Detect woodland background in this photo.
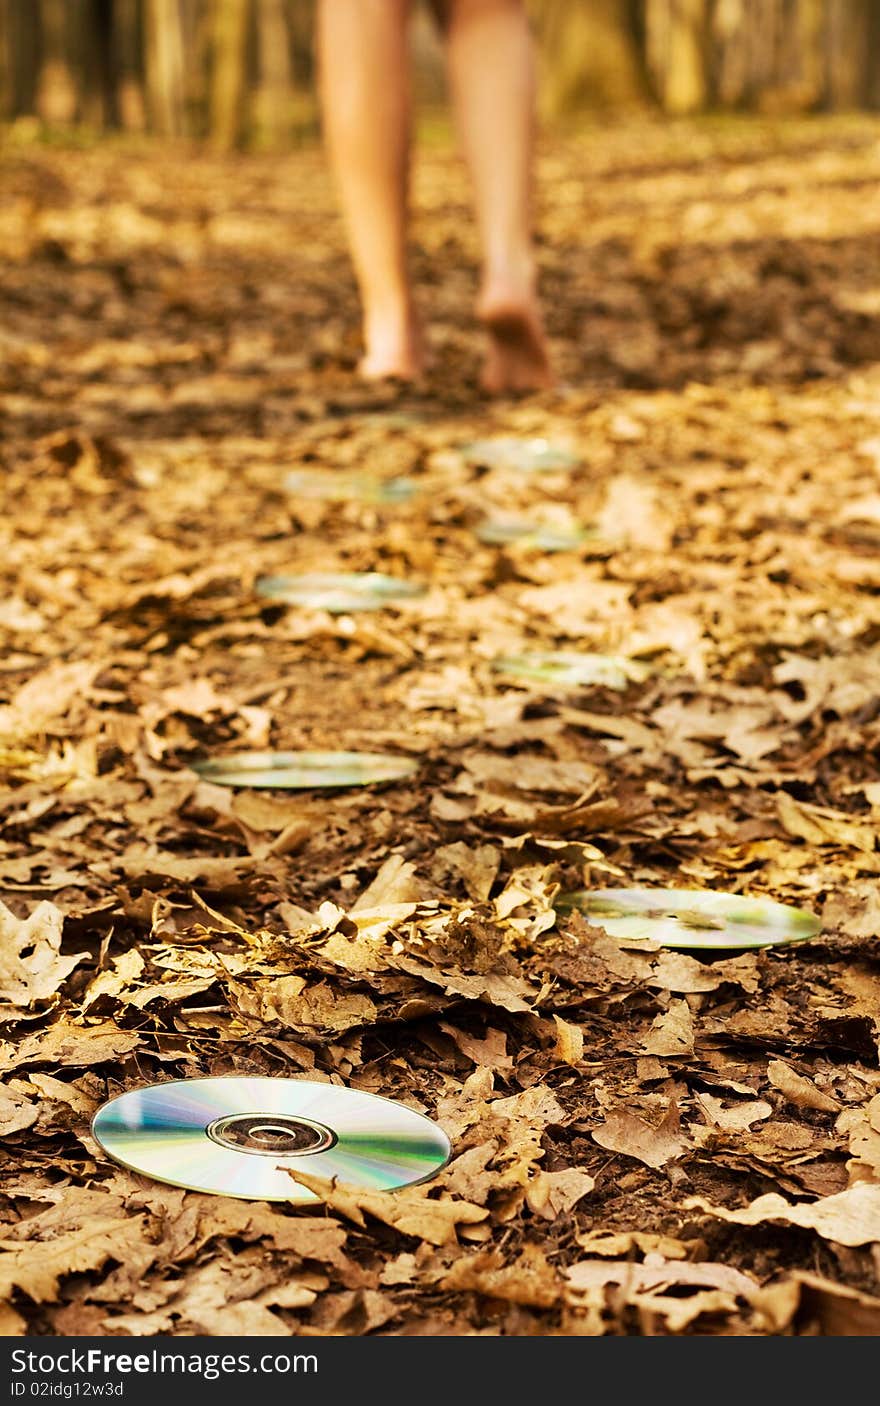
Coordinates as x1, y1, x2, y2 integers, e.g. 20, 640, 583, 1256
1, 0, 880, 150
3, 0, 880, 1344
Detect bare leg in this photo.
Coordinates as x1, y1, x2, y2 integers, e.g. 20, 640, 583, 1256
317, 0, 421, 380
439, 0, 552, 392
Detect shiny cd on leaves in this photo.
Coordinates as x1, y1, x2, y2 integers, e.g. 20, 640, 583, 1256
462, 437, 579, 473
92, 1078, 452, 1202
256, 571, 426, 613
492, 651, 649, 692
193, 749, 418, 789
284, 470, 417, 504
476, 518, 593, 552
557, 887, 821, 951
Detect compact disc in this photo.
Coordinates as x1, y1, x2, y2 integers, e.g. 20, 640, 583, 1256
192, 749, 418, 789
92, 1077, 452, 1201
462, 437, 579, 473
476, 518, 592, 551
557, 887, 821, 951
492, 651, 649, 692
284, 470, 416, 504
256, 572, 425, 613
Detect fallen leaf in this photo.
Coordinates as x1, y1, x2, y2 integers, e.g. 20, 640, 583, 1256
0, 1086, 38, 1137
0, 1218, 148, 1302
592, 1102, 691, 1169
686, 1183, 880, 1247
641, 999, 695, 1058
441, 1244, 560, 1307
695, 1093, 773, 1133
768, 1060, 841, 1114
0, 1020, 142, 1074
552, 1015, 585, 1065
0, 901, 87, 1010
285, 1171, 488, 1247
525, 1167, 595, 1219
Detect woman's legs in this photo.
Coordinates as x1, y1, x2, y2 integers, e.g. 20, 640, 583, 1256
439, 0, 552, 391
317, 0, 421, 379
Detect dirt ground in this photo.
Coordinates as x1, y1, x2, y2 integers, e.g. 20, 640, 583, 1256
2, 115, 880, 1337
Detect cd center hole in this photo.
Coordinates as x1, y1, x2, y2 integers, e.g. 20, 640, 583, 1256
249, 1123, 305, 1151
206, 1112, 335, 1156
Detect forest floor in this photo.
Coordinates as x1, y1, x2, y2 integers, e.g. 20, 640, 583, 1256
2, 114, 880, 1337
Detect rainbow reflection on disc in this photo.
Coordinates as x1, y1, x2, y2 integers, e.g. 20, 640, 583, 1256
92, 1078, 451, 1202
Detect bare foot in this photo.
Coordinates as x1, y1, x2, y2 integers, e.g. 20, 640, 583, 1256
359, 312, 426, 382
478, 287, 554, 395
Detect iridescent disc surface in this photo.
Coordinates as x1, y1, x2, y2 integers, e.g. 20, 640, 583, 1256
92, 1078, 451, 1202
284, 470, 416, 504
462, 437, 579, 473
477, 518, 592, 551
256, 572, 426, 613
557, 887, 821, 951
492, 651, 649, 692
192, 749, 418, 789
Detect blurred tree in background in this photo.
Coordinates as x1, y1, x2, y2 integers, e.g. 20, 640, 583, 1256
0, 0, 878, 148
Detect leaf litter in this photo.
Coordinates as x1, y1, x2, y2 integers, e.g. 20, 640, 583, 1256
2, 117, 880, 1336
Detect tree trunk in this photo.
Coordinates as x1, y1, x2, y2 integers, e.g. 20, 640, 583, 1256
143, 0, 185, 137
867, 0, 880, 108
0, 0, 11, 118
114, 0, 146, 131
533, 0, 647, 115
36, 0, 78, 124
825, 0, 871, 108
647, 0, 708, 115
78, 0, 117, 127
252, 0, 292, 149
209, 0, 250, 150
712, 0, 748, 108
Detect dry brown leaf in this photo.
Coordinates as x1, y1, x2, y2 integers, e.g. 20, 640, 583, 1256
0, 1218, 148, 1302
565, 1256, 759, 1331
0, 1019, 142, 1074
0, 901, 87, 1010
640, 999, 695, 1058
394, 957, 535, 1014
26, 1073, 99, 1116
440, 1243, 560, 1308
837, 1093, 880, 1182
81, 949, 146, 1011
767, 1060, 841, 1114
286, 1171, 488, 1247
107, 1260, 311, 1337
574, 1230, 689, 1259
0, 660, 98, 741
776, 793, 876, 853
566, 1256, 758, 1298
695, 1093, 773, 1133
592, 1102, 691, 1169
431, 843, 501, 902
686, 1183, 880, 1247
648, 950, 760, 995
552, 1014, 584, 1065
351, 854, 421, 910
439, 1024, 514, 1073
230, 976, 377, 1034
0, 1085, 38, 1137
525, 1167, 595, 1219
787, 1270, 880, 1336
